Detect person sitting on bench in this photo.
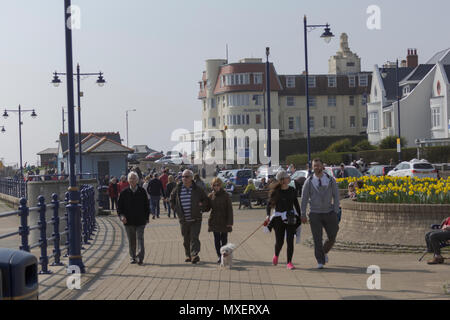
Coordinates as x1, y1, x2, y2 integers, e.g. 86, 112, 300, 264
425, 216, 450, 265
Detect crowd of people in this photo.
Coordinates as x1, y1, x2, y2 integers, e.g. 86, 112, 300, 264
108, 161, 449, 269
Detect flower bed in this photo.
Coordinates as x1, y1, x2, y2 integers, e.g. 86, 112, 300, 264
337, 176, 450, 204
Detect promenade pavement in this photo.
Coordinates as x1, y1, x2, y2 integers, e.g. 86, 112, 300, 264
32, 203, 450, 300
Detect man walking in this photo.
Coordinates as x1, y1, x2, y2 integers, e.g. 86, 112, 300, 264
147, 173, 165, 219
117, 172, 150, 265
301, 158, 340, 269
170, 169, 209, 264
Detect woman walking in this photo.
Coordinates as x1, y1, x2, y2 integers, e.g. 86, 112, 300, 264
208, 177, 233, 263
266, 170, 302, 270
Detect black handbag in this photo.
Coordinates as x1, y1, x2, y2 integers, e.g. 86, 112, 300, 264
285, 210, 297, 225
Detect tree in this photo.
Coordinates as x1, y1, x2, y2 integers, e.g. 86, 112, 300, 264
353, 139, 376, 151
325, 138, 353, 153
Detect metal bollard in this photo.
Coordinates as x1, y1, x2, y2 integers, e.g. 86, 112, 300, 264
18, 198, 30, 252
81, 188, 90, 245
51, 194, 64, 266
64, 192, 70, 258
37, 196, 52, 274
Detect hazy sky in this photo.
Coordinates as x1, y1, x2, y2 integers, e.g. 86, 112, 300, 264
0, 0, 449, 166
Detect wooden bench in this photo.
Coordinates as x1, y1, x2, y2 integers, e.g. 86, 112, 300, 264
238, 189, 269, 209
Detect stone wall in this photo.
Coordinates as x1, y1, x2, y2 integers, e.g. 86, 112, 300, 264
339, 199, 450, 246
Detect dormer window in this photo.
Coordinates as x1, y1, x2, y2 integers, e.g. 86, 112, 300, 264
403, 86, 410, 96
286, 76, 295, 88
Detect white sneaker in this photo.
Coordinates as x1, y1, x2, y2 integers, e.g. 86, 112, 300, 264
325, 254, 329, 264
317, 263, 324, 269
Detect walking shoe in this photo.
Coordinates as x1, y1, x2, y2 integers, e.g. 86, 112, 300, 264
185, 257, 191, 262
325, 254, 329, 264
272, 255, 278, 266
287, 262, 295, 270
152, 216, 155, 220
317, 263, 324, 269
427, 256, 444, 265
130, 258, 137, 264
217, 257, 222, 264
138, 259, 143, 266
192, 256, 200, 264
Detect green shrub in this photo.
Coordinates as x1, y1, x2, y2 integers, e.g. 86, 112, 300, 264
325, 138, 353, 153
378, 136, 407, 150
353, 139, 376, 151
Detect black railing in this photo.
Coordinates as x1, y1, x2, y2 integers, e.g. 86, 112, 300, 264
0, 185, 96, 273
0, 178, 27, 198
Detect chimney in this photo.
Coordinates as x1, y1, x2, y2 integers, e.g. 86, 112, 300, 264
407, 48, 418, 68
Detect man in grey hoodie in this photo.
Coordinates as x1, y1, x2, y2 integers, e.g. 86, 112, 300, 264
301, 158, 340, 269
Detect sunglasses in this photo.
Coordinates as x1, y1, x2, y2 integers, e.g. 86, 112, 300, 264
213, 184, 221, 187
182, 176, 192, 178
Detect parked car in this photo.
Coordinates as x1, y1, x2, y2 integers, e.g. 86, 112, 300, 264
387, 159, 438, 178
155, 154, 186, 165
227, 169, 254, 186
127, 153, 140, 164
166, 151, 182, 157
145, 151, 164, 161
217, 170, 231, 182
365, 165, 395, 177
324, 166, 363, 179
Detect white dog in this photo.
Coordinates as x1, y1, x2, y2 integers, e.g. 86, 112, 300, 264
219, 243, 236, 269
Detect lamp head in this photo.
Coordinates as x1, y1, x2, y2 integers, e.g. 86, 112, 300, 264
320, 24, 334, 44
2, 110, 8, 119
96, 72, 106, 87
52, 72, 61, 87
31, 110, 37, 119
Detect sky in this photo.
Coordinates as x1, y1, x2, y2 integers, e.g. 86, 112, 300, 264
0, 0, 449, 166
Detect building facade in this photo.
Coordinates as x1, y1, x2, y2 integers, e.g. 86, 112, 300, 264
196, 34, 371, 161
368, 49, 450, 148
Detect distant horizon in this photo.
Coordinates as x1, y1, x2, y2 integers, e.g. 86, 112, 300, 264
0, 0, 449, 166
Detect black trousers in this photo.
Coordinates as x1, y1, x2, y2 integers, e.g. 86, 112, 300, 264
272, 217, 297, 263
213, 232, 228, 257
110, 197, 118, 210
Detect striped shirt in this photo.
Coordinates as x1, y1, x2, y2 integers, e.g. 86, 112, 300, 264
180, 185, 193, 221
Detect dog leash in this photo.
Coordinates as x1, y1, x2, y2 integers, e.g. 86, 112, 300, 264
234, 220, 266, 252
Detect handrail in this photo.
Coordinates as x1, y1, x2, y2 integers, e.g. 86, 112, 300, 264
0, 185, 97, 273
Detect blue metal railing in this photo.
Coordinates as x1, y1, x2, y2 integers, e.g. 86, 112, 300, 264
0, 178, 27, 198
0, 185, 96, 273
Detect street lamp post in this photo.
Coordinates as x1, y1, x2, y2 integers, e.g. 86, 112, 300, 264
126, 109, 136, 147
265, 47, 271, 167
303, 15, 334, 172
62, 0, 84, 273
381, 59, 402, 162
52, 66, 106, 179
2, 105, 38, 178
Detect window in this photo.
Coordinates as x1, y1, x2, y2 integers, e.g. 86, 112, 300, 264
233, 115, 237, 125
350, 116, 356, 128
212, 118, 216, 127
256, 114, 261, 124
253, 95, 263, 106
432, 108, 441, 128
227, 94, 250, 107
246, 114, 250, 125
287, 96, 295, 106
349, 96, 355, 106
203, 100, 206, 111
323, 116, 328, 128
224, 73, 250, 86
220, 76, 224, 87
254, 73, 263, 84
362, 117, 368, 127
328, 76, 337, 87
403, 86, 410, 96
383, 112, 392, 128
348, 75, 356, 88
309, 117, 315, 131
308, 96, 316, 107
369, 112, 379, 132
359, 74, 368, 87
328, 96, 337, 107
210, 98, 216, 108
288, 117, 294, 130
330, 116, 336, 129
286, 76, 295, 88
308, 76, 316, 88
296, 117, 301, 132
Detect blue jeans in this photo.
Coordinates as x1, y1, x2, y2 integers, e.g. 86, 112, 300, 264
150, 196, 161, 217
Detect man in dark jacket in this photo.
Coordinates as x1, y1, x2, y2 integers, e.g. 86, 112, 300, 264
118, 172, 150, 265
147, 173, 165, 219
170, 169, 209, 264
